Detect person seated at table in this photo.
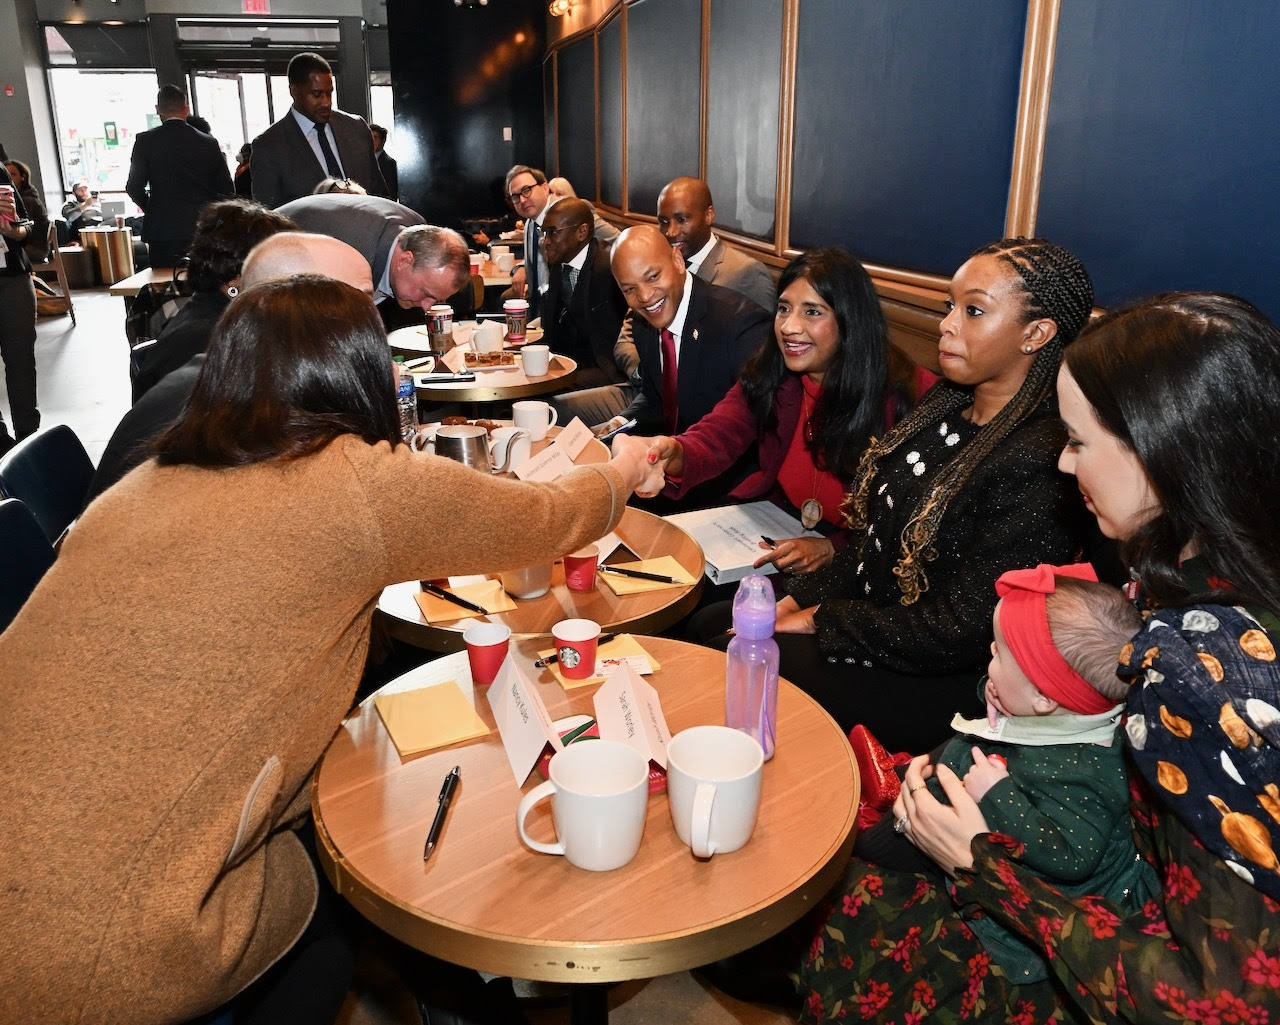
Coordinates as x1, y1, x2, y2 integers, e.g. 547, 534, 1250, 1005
87, 232, 374, 507
131, 198, 298, 401
60, 179, 102, 241
796, 292, 1280, 1025
637, 247, 895, 576
0, 274, 664, 1025
695, 238, 1097, 753
539, 197, 630, 391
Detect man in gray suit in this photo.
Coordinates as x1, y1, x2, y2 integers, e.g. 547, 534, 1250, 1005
276, 193, 469, 329
551, 177, 776, 428
251, 52, 387, 209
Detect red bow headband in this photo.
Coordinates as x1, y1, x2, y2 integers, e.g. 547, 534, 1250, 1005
994, 563, 1115, 715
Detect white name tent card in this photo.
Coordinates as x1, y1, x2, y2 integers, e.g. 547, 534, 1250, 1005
512, 416, 593, 480
593, 663, 672, 769
486, 655, 563, 784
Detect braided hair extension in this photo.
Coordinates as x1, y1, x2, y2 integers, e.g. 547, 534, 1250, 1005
840, 238, 1094, 604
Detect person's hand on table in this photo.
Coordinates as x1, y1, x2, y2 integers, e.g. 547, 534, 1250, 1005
609, 433, 665, 498
507, 264, 527, 298
473, 230, 490, 246
754, 535, 834, 574
774, 594, 818, 634
892, 754, 989, 876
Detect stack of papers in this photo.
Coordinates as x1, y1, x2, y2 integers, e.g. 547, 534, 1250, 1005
664, 501, 824, 584
374, 682, 489, 757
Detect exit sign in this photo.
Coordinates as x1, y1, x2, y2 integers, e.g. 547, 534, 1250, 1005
243, 0, 269, 13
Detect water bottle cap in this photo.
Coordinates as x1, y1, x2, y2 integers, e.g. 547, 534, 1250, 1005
732, 573, 775, 639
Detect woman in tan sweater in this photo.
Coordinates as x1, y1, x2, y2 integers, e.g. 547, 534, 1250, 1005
0, 276, 658, 1025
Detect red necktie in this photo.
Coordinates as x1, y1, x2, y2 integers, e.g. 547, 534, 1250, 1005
660, 328, 678, 433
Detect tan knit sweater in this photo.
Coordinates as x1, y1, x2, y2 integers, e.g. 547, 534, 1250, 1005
0, 436, 624, 1024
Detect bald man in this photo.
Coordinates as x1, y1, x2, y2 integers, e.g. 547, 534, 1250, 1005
539, 198, 630, 390
607, 224, 769, 437
551, 177, 775, 428
86, 234, 375, 504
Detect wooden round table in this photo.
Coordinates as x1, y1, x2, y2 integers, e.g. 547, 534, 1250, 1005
387, 327, 575, 404
312, 636, 859, 1020
378, 505, 706, 653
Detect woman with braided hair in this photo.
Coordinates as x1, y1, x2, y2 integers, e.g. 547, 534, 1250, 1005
767, 238, 1098, 751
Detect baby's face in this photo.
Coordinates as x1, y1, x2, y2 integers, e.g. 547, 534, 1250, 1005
985, 601, 1050, 725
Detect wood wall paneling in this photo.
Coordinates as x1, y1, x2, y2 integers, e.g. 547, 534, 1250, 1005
705, 0, 783, 242
598, 12, 624, 208
789, 0, 1026, 276
556, 35, 597, 197
1037, 1, 1280, 319
624, 0, 702, 216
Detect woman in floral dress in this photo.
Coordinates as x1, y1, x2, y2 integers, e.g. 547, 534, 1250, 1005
795, 292, 1280, 1023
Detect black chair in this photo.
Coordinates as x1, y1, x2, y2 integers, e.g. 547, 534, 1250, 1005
0, 424, 94, 546
0, 498, 55, 632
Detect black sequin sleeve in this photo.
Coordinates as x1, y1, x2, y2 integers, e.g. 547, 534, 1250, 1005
789, 407, 1089, 675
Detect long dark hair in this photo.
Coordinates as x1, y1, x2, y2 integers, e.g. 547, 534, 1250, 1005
739, 247, 889, 479
842, 237, 1094, 604
1065, 292, 1280, 616
155, 275, 401, 467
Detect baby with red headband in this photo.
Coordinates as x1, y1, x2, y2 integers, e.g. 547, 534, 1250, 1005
858, 563, 1157, 983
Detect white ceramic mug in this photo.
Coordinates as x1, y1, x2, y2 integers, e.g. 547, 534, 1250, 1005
495, 252, 516, 273
490, 426, 532, 472
499, 562, 552, 599
666, 725, 763, 858
516, 740, 649, 871
489, 245, 510, 260
473, 320, 505, 353
512, 400, 557, 442
521, 344, 550, 377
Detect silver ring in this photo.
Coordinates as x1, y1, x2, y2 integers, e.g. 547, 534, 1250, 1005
893, 815, 909, 834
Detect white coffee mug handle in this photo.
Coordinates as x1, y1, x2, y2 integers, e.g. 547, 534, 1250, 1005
690, 782, 716, 858
410, 429, 434, 454
545, 407, 558, 428
516, 780, 564, 856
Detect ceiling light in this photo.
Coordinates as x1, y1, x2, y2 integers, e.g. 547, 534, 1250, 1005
549, 0, 572, 14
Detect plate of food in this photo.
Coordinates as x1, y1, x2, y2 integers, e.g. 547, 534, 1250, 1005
463, 351, 518, 371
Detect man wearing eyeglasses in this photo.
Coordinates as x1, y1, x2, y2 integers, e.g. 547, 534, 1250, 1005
539, 198, 629, 391
504, 164, 617, 321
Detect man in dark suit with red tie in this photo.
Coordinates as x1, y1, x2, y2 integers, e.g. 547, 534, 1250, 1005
251, 52, 387, 209
608, 224, 770, 436
540, 199, 630, 392
125, 85, 234, 267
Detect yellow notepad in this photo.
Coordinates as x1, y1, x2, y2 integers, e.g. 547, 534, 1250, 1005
535, 634, 662, 690
413, 580, 518, 623
373, 682, 489, 757
597, 557, 696, 595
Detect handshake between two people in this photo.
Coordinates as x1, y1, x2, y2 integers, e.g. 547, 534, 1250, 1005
607, 433, 836, 576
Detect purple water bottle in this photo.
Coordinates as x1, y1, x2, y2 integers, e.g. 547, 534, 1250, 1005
725, 574, 780, 760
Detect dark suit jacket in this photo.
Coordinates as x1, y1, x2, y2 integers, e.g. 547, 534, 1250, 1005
623, 275, 771, 434
376, 151, 398, 201
542, 238, 629, 387
274, 193, 423, 284
250, 108, 387, 209
699, 237, 776, 313
125, 119, 233, 245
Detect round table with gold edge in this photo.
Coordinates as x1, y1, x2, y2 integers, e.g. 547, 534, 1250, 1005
312, 635, 859, 1024
377, 503, 706, 654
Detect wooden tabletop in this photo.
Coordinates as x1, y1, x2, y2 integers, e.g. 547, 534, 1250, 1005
377, 503, 705, 653
108, 265, 176, 297
312, 636, 859, 984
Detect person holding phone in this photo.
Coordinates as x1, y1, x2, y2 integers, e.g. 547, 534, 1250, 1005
60, 180, 103, 241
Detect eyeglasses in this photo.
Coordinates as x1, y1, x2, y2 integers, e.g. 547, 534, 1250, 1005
508, 183, 539, 204
540, 224, 572, 240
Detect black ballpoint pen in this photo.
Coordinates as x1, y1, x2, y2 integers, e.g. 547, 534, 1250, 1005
761, 535, 778, 548
424, 765, 460, 861
598, 565, 680, 584
420, 581, 490, 616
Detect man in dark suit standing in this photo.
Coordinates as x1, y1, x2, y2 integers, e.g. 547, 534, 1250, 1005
540, 199, 629, 393
251, 53, 387, 209
125, 85, 234, 268
275, 193, 469, 330
607, 225, 770, 436
370, 124, 398, 202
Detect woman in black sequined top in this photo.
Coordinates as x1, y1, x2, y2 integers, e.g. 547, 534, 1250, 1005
774, 238, 1097, 751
